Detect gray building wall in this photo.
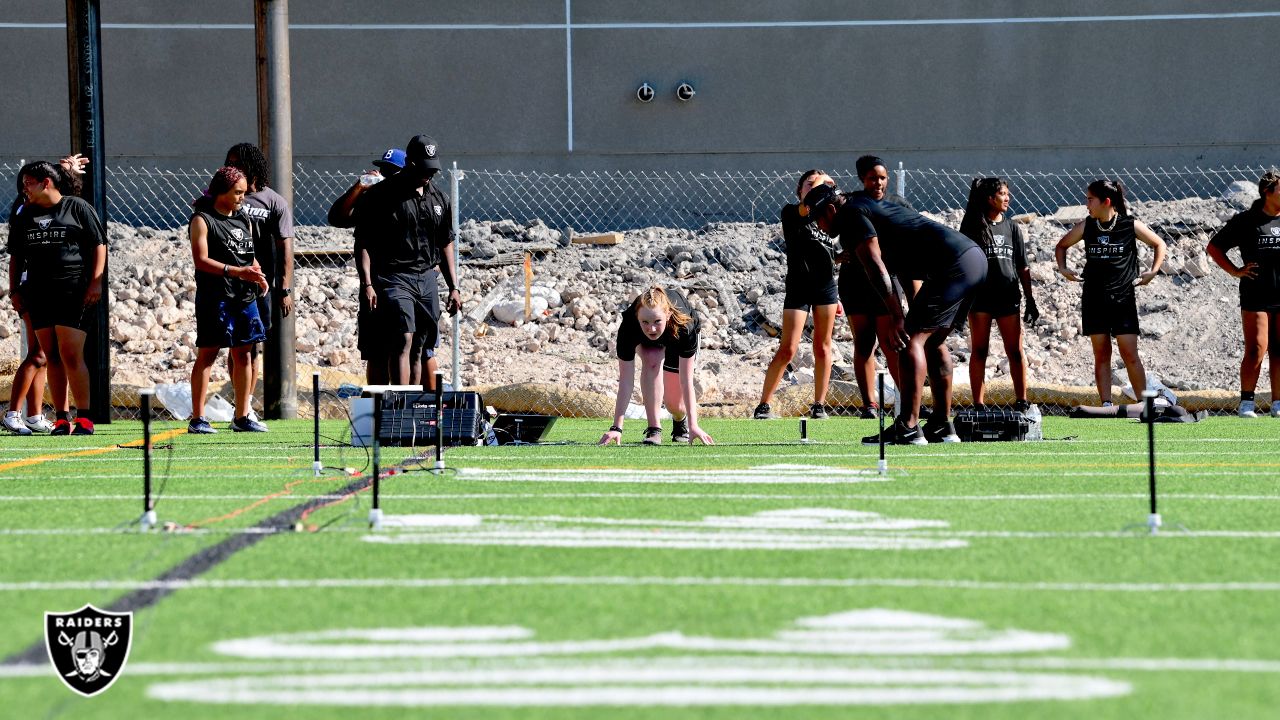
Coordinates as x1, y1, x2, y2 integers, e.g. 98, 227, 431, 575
1, 1, 1276, 172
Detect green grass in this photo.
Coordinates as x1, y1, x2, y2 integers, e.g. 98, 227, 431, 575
1, 416, 1278, 718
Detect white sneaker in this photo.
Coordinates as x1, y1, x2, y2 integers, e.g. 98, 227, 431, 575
25, 415, 54, 433
1239, 400, 1259, 419
3, 412, 32, 436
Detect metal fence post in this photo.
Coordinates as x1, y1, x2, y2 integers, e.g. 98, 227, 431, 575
897, 161, 906, 202
450, 161, 463, 390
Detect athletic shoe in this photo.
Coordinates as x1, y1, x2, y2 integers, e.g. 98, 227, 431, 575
50, 419, 72, 436
861, 420, 927, 446
246, 408, 260, 423
1238, 400, 1258, 419
2, 412, 32, 436
188, 416, 217, 434
642, 426, 662, 445
671, 418, 690, 443
70, 417, 95, 435
753, 403, 777, 420
858, 405, 880, 420
232, 415, 269, 433
1101, 401, 1115, 408
810, 403, 829, 420
1013, 400, 1032, 413
922, 420, 961, 444
25, 415, 54, 433
1272, 404, 1280, 418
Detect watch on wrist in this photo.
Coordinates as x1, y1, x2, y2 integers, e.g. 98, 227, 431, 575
275, 287, 292, 297
608, 425, 623, 433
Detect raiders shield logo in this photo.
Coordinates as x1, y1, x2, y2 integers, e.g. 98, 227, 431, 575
36, 217, 53, 230
425, 144, 437, 158
433, 204, 443, 218
45, 605, 133, 697
1270, 227, 1280, 236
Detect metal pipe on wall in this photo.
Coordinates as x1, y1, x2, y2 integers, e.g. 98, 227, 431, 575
255, 0, 297, 419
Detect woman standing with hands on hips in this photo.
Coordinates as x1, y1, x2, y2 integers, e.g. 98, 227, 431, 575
1055, 179, 1166, 405
600, 287, 714, 446
1205, 170, 1280, 418
959, 177, 1038, 410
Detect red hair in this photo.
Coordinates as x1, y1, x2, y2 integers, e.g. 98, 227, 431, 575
208, 165, 246, 197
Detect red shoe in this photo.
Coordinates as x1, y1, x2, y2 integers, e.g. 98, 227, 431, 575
71, 417, 95, 435
50, 419, 72, 436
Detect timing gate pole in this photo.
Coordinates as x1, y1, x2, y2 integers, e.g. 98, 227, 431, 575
450, 162, 463, 390
65, 0, 110, 424
369, 391, 383, 530
877, 370, 888, 475
1143, 389, 1161, 534
434, 372, 445, 470
140, 389, 156, 530
311, 372, 321, 476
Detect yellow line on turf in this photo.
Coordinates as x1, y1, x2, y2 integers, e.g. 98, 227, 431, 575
0, 428, 188, 472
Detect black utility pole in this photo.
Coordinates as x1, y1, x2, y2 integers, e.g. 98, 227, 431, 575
65, 0, 110, 423
255, 0, 297, 419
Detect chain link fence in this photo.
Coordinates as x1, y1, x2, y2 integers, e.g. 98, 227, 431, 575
0, 160, 1272, 421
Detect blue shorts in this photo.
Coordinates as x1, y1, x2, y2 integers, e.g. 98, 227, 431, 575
196, 297, 267, 348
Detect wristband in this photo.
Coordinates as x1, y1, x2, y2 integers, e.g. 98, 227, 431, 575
223, 263, 230, 277
608, 425, 623, 433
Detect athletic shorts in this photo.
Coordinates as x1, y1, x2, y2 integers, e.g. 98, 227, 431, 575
782, 275, 839, 312
663, 335, 700, 374
905, 246, 988, 334
27, 283, 91, 332
255, 294, 273, 334
838, 266, 897, 317
970, 280, 1021, 317
196, 297, 266, 348
375, 271, 440, 345
357, 300, 384, 361
1081, 287, 1140, 337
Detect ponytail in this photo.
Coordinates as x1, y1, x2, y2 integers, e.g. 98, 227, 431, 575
1087, 178, 1129, 217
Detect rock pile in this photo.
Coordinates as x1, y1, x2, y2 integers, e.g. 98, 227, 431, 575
0, 183, 1264, 410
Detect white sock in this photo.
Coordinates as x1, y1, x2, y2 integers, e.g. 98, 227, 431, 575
5, 411, 19, 419
26, 414, 42, 422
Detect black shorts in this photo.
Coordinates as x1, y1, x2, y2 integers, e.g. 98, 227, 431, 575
375, 271, 440, 343
256, 294, 273, 334
782, 275, 839, 311
663, 335, 699, 374
971, 281, 1021, 317
838, 266, 898, 317
905, 246, 987, 334
196, 296, 266, 348
26, 283, 90, 332
357, 301, 384, 361
1081, 287, 1140, 337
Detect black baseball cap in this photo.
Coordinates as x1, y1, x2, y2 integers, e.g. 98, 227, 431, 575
406, 135, 443, 170
803, 183, 840, 214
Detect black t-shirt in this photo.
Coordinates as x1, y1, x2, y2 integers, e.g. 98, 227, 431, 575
615, 290, 700, 361
7, 196, 106, 286
780, 203, 836, 286
239, 187, 294, 289
193, 208, 258, 304
963, 216, 1027, 291
1209, 200, 1280, 310
351, 173, 454, 281
830, 190, 978, 279
1081, 215, 1139, 299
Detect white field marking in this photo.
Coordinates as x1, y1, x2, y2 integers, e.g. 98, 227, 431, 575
453, 466, 893, 484
6, 654, 1280, 679
4, 492, 1280, 503
145, 610, 1134, 706
446, 467, 1280, 481
6, 577, 1280, 593
145, 668, 1132, 706
365, 508, 964, 551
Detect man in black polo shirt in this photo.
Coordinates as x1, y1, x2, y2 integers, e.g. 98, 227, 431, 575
349, 135, 461, 387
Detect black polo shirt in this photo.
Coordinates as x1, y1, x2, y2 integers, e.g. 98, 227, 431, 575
352, 172, 454, 282
831, 190, 977, 280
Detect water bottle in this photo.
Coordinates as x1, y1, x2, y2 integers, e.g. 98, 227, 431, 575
358, 173, 383, 187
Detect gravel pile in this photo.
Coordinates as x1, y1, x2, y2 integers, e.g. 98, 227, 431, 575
0, 183, 1263, 406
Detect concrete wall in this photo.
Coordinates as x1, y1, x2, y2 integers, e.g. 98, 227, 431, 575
1, 1, 1276, 172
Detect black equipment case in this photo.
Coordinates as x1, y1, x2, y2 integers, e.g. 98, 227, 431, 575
378, 391, 486, 447
952, 407, 1033, 442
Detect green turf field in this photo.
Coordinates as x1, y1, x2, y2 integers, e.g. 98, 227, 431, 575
1, 415, 1278, 718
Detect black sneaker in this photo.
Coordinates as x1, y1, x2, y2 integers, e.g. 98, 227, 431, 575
671, 418, 690, 443
922, 420, 961, 444
231, 415, 269, 433
810, 403, 829, 420
1013, 399, 1031, 413
50, 419, 72, 436
70, 417, 95, 436
188, 416, 217, 434
753, 403, 777, 420
861, 420, 927, 446
858, 405, 880, 420
642, 426, 662, 445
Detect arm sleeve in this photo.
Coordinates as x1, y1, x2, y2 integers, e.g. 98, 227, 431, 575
436, 193, 457, 249
615, 318, 637, 362
6, 215, 24, 265
1013, 222, 1029, 271
1208, 215, 1243, 252
76, 198, 107, 247
274, 193, 295, 239
677, 318, 700, 358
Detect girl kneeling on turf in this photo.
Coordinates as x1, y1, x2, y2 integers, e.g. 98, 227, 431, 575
600, 287, 714, 446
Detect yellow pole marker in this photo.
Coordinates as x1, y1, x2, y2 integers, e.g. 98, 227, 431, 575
523, 252, 534, 322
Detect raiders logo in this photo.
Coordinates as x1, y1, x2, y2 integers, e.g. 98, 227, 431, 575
425, 144, 437, 158
45, 605, 133, 697
992, 233, 1006, 247
231, 228, 244, 241
1270, 227, 1280, 237
36, 217, 53, 230
433, 204, 443, 218
1096, 234, 1111, 245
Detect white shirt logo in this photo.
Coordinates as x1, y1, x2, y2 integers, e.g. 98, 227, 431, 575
230, 228, 244, 241
433, 204, 443, 217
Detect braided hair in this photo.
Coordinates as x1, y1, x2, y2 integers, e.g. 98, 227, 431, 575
225, 143, 270, 190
